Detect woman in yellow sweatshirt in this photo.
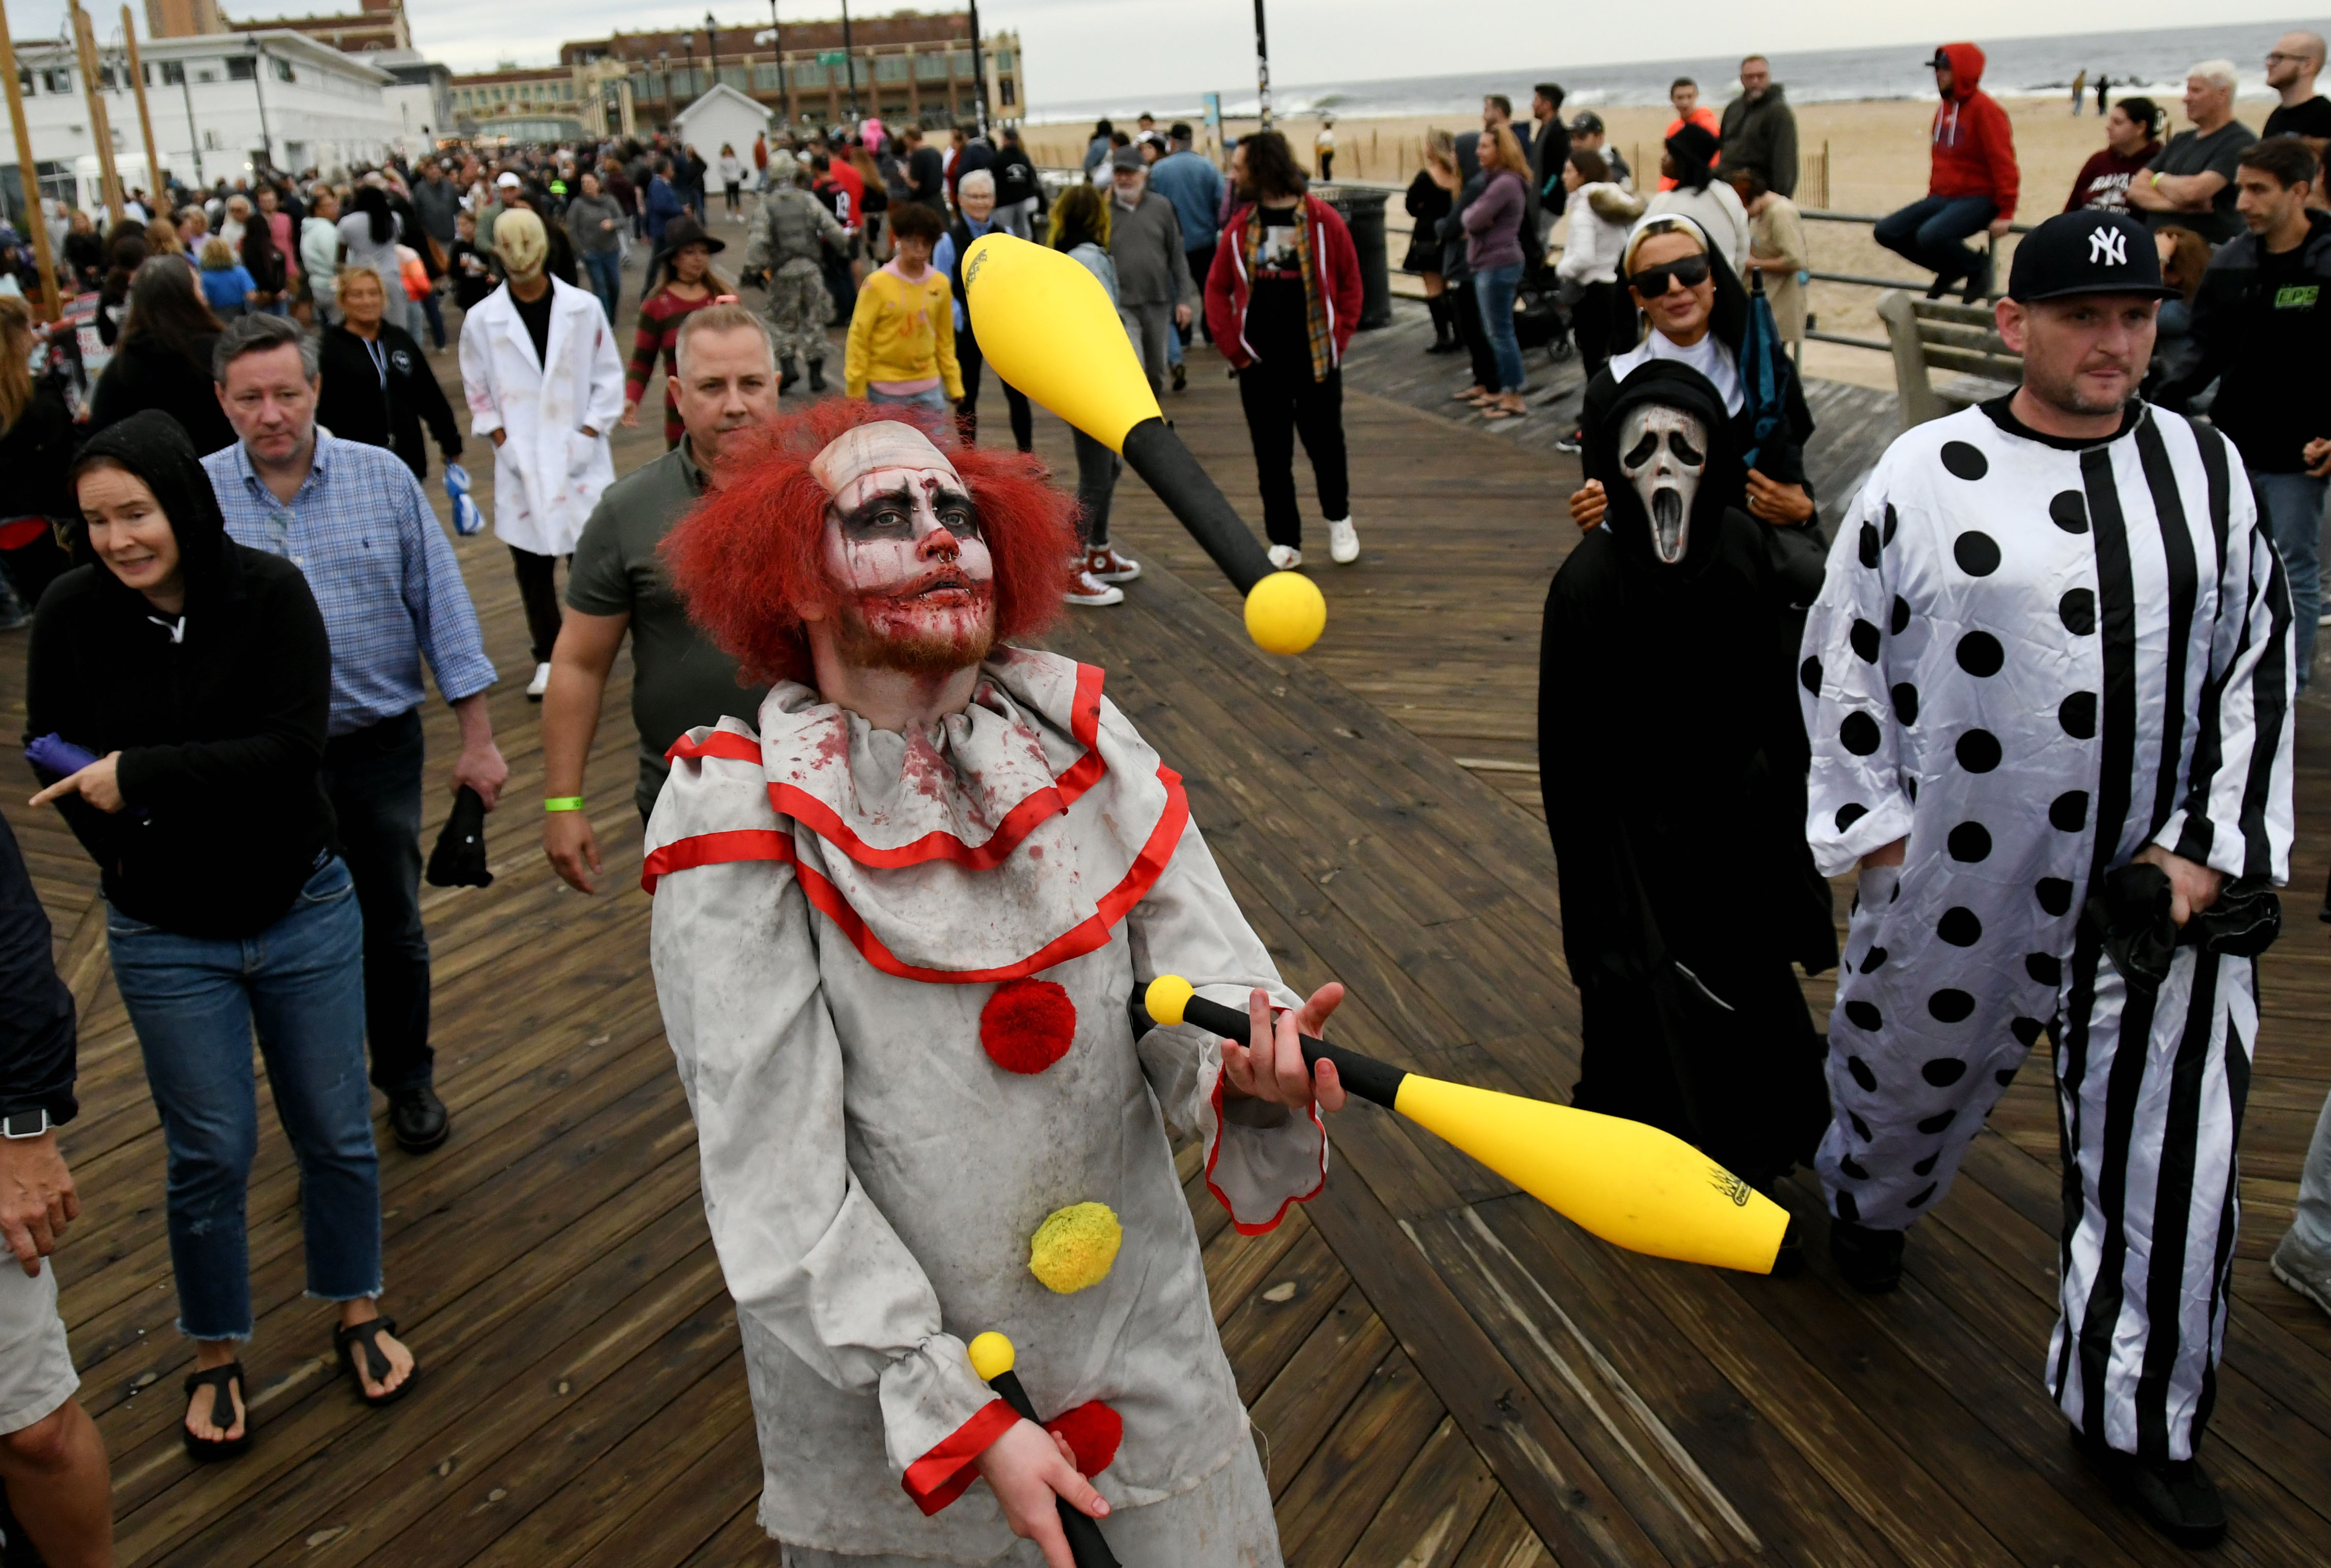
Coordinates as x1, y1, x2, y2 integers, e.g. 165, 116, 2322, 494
843, 200, 963, 408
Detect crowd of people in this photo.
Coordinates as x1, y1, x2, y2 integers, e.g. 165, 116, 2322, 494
0, 40, 2328, 1568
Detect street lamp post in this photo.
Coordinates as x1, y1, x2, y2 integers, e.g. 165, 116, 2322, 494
966, 0, 986, 136
658, 49, 669, 128
703, 12, 717, 94
682, 37, 696, 104
1253, 0, 1271, 131
762, 0, 789, 127
838, 0, 857, 121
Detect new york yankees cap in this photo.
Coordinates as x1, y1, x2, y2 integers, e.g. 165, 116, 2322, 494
2007, 209, 2178, 303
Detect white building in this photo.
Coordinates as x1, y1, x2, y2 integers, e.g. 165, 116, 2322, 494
669, 83, 770, 164
3, 29, 397, 212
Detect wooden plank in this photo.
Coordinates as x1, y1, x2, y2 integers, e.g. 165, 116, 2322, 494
1275, 1347, 1446, 1568
1338, 1414, 1502, 1568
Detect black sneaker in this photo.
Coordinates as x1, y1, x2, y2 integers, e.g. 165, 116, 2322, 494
1171, 361, 1187, 393
1829, 1219, 1905, 1293
389, 1085, 451, 1153
2072, 1427, 2228, 1549
1553, 429, 1583, 454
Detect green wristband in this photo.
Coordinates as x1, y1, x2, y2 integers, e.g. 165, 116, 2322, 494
544, 796, 585, 813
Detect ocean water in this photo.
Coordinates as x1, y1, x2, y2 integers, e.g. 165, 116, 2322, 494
1025, 20, 2317, 123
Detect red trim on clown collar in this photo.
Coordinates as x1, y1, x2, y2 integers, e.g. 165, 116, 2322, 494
901, 1396, 1019, 1516
1203, 1057, 1330, 1236
666, 728, 766, 766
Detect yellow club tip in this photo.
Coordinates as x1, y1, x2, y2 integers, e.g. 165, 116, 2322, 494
1144, 975, 1195, 1028
1243, 570, 1327, 656
967, 1330, 1015, 1382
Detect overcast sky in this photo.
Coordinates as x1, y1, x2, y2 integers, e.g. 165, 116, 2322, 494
9, 0, 2319, 92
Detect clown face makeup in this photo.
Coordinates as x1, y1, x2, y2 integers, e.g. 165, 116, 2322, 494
812, 421, 997, 672
1618, 403, 1707, 565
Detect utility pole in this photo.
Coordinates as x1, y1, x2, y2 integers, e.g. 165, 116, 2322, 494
176, 40, 202, 184
1252, 0, 1271, 131
838, 0, 857, 120
247, 35, 273, 170
702, 12, 717, 92
764, 0, 788, 126
120, 6, 160, 200
69, 3, 124, 222
0, 0, 63, 319
966, 0, 986, 136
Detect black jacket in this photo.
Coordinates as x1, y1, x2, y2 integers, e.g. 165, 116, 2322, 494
992, 144, 1041, 208
315, 321, 463, 481
2155, 209, 2331, 473
1717, 86, 1800, 199
908, 144, 948, 210
89, 332, 236, 457
26, 411, 336, 940
0, 816, 77, 1128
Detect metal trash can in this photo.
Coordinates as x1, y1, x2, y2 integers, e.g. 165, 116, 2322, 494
1311, 183, 1394, 331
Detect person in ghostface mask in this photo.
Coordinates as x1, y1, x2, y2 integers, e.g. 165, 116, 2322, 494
1538, 361, 1836, 1192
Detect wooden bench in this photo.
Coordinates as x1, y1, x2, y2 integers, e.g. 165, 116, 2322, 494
1875, 289, 2022, 428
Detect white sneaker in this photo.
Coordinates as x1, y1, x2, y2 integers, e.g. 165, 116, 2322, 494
1065, 567, 1124, 607
1267, 544, 1304, 570
1327, 517, 1359, 564
527, 661, 551, 700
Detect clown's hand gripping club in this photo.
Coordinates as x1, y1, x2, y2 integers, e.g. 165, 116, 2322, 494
960, 233, 1327, 657
966, 1332, 1121, 1568
1139, 977, 1797, 1275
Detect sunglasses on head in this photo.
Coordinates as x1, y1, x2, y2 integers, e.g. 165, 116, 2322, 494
1630, 254, 1711, 296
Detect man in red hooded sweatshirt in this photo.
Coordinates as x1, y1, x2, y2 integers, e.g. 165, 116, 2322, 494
1875, 43, 2020, 302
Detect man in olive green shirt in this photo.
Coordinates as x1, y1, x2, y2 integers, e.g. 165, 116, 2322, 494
540, 305, 780, 891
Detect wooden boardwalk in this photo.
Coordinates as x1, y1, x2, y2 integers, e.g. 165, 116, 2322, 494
17, 250, 2330, 1567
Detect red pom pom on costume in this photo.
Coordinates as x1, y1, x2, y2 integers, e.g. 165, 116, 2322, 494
980, 980, 1077, 1074
1044, 1401, 1123, 1478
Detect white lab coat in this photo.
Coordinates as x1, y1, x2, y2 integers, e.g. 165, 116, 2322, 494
457, 275, 625, 557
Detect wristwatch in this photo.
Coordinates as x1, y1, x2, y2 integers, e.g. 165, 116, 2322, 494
1, 1109, 51, 1139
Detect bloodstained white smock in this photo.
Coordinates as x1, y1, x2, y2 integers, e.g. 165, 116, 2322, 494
644, 646, 1321, 1563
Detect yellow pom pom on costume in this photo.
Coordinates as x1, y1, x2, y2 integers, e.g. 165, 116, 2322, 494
1028, 1202, 1123, 1294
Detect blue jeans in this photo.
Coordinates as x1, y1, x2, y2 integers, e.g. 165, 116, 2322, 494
418, 286, 447, 349
1475, 262, 1527, 393
582, 250, 622, 322
2254, 470, 2326, 686
1874, 195, 1997, 292
868, 385, 952, 413
107, 856, 381, 1342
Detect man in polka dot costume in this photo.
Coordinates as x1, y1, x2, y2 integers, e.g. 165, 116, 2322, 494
1801, 210, 2293, 1548
638, 404, 1347, 1567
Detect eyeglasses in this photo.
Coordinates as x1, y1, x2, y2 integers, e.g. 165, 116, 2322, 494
1629, 254, 1711, 296
2266, 51, 2310, 64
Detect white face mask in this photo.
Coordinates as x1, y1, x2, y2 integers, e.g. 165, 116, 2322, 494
1617, 403, 1708, 564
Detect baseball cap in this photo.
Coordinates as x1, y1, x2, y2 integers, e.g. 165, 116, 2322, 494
1109, 146, 1143, 171
1926, 48, 1953, 68
2006, 210, 2178, 303
1569, 111, 1605, 134
495, 171, 522, 190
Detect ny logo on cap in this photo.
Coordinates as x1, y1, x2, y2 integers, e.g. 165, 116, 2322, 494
2089, 226, 2128, 266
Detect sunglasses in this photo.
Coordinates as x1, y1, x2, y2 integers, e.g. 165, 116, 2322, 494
1629, 254, 1711, 296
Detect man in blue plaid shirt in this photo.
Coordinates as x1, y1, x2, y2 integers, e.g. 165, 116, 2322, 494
204, 316, 507, 1153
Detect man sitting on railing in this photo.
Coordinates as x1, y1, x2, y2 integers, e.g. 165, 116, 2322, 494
1875, 42, 2018, 303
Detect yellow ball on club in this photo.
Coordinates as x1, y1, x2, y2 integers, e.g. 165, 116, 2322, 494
1242, 571, 1327, 656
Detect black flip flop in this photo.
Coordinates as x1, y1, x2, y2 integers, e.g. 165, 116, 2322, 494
181, 1362, 253, 1462
335, 1316, 416, 1409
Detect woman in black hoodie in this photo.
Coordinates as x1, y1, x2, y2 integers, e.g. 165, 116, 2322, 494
87, 256, 237, 456
26, 412, 418, 1461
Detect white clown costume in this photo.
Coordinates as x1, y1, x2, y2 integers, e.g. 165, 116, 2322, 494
644, 647, 1318, 1564
1800, 397, 2294, 1463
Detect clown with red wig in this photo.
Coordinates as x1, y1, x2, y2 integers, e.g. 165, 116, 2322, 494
645, 401, 1349, 1567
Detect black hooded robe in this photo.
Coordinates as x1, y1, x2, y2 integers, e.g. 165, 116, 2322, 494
1539, 361, 1834, 1185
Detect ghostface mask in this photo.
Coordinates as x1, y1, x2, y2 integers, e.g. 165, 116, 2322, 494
1618, 404, 1707, 565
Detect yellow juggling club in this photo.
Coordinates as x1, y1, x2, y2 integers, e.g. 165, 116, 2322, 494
961, 232, 1326, 656
964, 1333, 1121, 1568
1140, 976, 1796, 1274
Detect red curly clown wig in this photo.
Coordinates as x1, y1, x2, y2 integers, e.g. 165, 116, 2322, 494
661, 399, 1080, 687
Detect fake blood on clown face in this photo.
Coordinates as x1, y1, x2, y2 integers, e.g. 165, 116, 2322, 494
810, 423, 998, 675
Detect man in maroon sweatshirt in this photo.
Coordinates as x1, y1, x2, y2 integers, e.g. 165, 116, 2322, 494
1875, 42, 2020, 301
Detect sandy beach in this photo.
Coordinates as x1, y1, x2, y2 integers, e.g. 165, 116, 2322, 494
1024, 91, 2281, 388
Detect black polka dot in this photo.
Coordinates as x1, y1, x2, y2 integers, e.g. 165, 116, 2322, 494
1835, 802, 1868, 831
1860, 945, 1888, 972
1913, 1152, 1940, 1176
2036, 878, 2075, 916
1922, 1057, 1968, 1087
1947, 822, 1991, 862
1847, 1055, 1877, 1091
1956, 729, 2002, 772
1890, 878, 1903, 902
2050, 490, 2089, 533
2058, 588, 2096, 636
1859, 522, 1880, 569
1995, 1067, 2019, 1086
2011, 1016, 2047, 1047
1956, 631, 2004, 677
1940, 441, 1989, 480
1906, 1182, 1939, 1208
2059, 691, 2098, 739
1840, 712, 1882, 756
1937, 907, 1983, 947
1844, 999, 1882, 1032
1954, 531, 2002, 576
1850, 1111, 1872, 1141
1928, 989, 1975, 1023
1905, 776, 1917, 805
1891, 683, 1920, 725
1851, 618, 1882, 662
1882, 503, 1899, 545
1917, 1108, 1958, 1134
1800, 655, 1822, 694
1837, 1191, 1860, 1221
1839, 1155, 1869, 1179
2026, 953, 2063, 987
1890, 594, 1911, 635
2049, 791, 2090, 831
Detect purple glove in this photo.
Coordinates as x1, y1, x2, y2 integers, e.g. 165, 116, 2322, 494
24, 734, 98, 778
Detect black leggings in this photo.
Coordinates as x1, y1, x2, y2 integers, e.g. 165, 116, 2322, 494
1448, 278, 1499, 390
509, 547, 565, 665
1236, 362, 1349, 549
1572, 280, 1620, 381
957, 334, 1035, 453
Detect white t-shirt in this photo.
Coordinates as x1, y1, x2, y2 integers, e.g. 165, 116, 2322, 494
1609, 328, 1743, 415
